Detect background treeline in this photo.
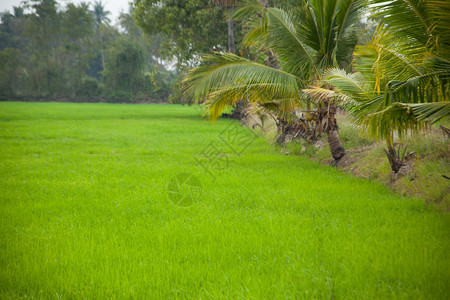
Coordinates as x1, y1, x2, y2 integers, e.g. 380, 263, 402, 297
0, 0, 300, 102
0, 0, 177, 102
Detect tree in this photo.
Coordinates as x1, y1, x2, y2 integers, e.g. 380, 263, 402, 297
116, 8, 177, 101
0, 6, 26, 98
0, 47, 22, 98
102, 37, 146, 99
0, 0, 178, 101
61, 2, 95, 97
133, 0, 229, 70
183, 0, 362, 161
309, 0, 450, 172
92, 0, 110, 25
92, 0, 111, 71
23, 0, 62, 97
118, 7, 164, 63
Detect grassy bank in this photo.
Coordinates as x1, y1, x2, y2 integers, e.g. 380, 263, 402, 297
263, 111, 449, 208
0, 102, 448, 298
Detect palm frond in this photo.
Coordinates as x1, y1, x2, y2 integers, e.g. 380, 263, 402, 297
387, 70, 450, 104
204, 83, 300, 120
324, 68, 374, 103
361, 102, 425, 140
242, 25, 267, 49
428, 0, 450, 58
300, 0, 324, 54
233, 1, 264, 20
359, 27, 424, 81
265, 8, 318, 79
247, 101, 297, 124
359, 101, 449, 139
233, 1, 268, 49
366, 0, 432, 46
409, 101, 450, 123
183, 52, 300, 104
299, 0, 362, 70
333, 0, 362, 68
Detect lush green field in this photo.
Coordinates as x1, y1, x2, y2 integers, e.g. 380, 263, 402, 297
0, 102, 448, 299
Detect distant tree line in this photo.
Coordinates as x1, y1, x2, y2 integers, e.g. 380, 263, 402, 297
0, 0, 300, 102
0, 0, 177, 102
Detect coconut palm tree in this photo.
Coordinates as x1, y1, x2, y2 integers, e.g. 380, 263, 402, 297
306, 0, 450, 172
92, 0, 110, 26
92, 0, 111, 71
183, 0, 362, 160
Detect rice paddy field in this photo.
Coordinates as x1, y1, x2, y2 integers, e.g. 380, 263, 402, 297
0, 102, 449, 299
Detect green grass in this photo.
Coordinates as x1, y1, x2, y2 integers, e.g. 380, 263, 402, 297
0, 102, 449, 299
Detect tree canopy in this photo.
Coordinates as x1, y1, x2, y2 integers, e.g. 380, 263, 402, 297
133, 0, 230, 70
0, 0, 176, 101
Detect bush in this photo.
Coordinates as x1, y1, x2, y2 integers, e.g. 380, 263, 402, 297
77, 77, 102, 98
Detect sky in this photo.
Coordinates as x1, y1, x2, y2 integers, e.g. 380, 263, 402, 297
0, 0, 131, 23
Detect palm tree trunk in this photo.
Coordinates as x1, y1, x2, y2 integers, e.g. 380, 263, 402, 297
319, 102, 345, 161
100, 38, 105, 71
97, 26, 105, 71
327, 130, 345, 160
101, 47, 105, 71
227, 99, 245, 120
384, 141, 405, 173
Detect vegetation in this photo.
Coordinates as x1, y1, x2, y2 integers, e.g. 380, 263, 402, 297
0, 0, 449, 297
256, 111, 449, 207
183, 0, 449, 172
183, 0, 363, 161
133, 0, 231, 70
1, 102, 449, 298
0, 0, 176, 101
309, 0, 450, 172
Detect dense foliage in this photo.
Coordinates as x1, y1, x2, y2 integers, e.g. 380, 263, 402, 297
133, 0, 230, 70
0, 0, 176, 101
183, 0, 363, 160
308, 0, 450, 171
183, 0, 449, 171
